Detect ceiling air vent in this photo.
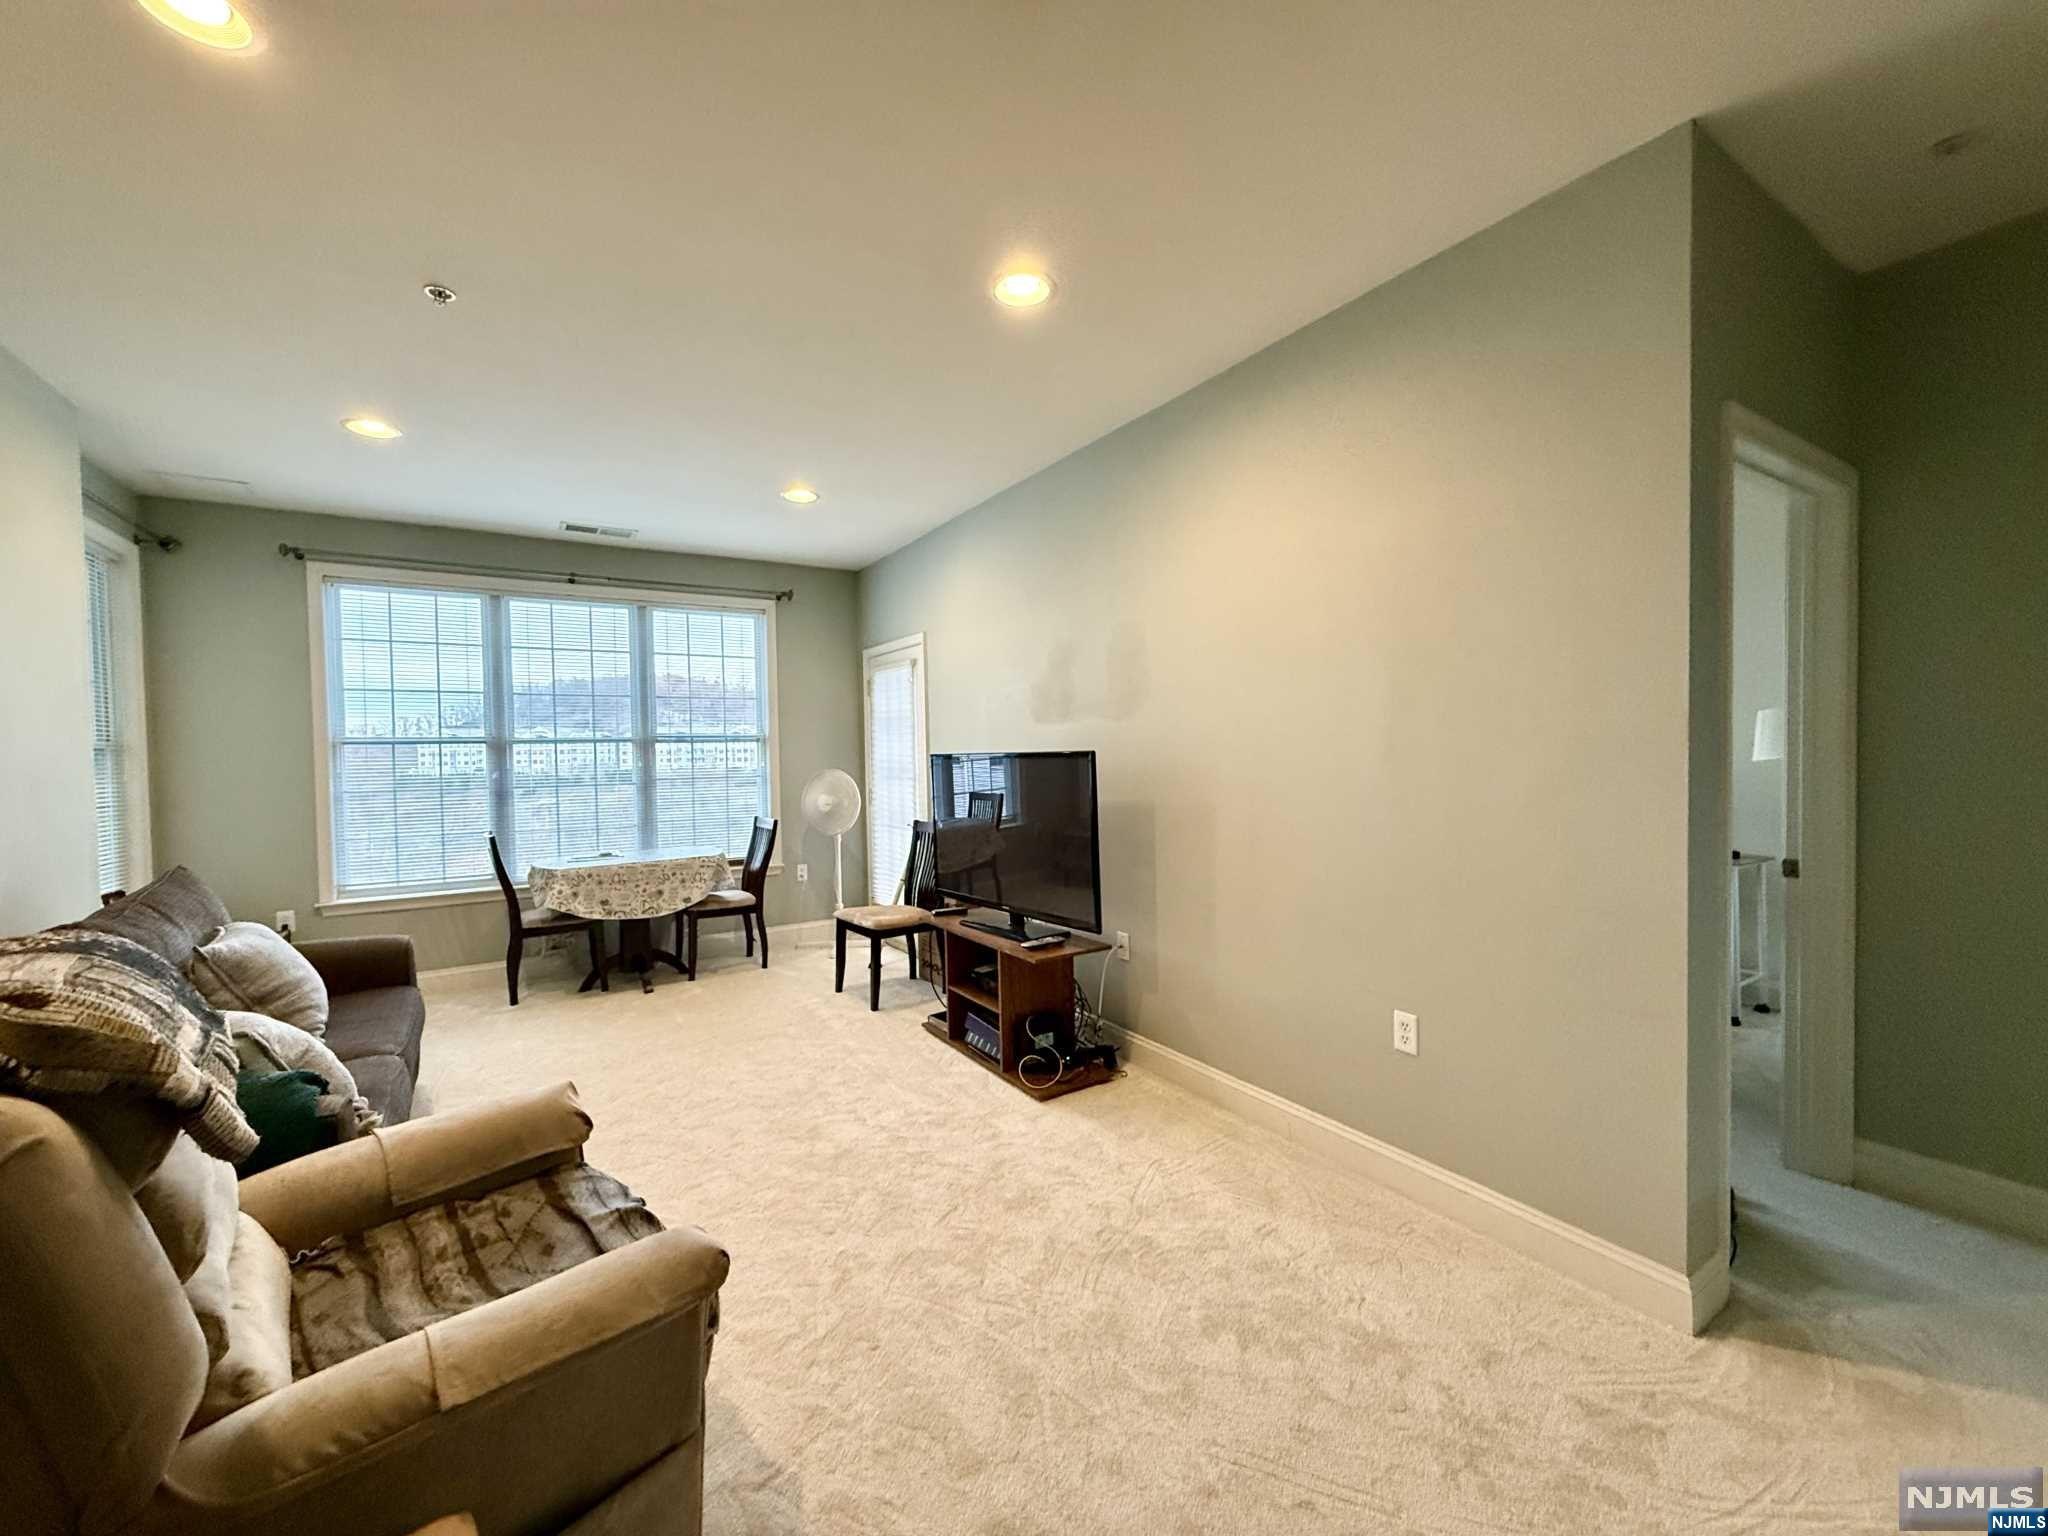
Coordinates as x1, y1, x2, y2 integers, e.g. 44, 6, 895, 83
559, 521, 638, 540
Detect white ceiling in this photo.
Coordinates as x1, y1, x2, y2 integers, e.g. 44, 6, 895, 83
3, 0, 2043, 568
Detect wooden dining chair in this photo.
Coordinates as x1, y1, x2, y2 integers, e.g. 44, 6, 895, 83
835, 819, 940, 1011
490, 833, 607, 1005
677, 817, 778, 979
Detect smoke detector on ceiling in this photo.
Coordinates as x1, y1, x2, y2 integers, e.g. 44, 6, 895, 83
559, 521, 638, 540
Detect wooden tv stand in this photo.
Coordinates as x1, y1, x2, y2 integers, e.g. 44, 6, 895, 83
922, 912, 1115, 1100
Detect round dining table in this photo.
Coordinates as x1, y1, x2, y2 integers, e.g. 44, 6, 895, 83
526, 848, 735, 993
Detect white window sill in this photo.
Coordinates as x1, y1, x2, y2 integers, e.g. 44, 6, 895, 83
317, 862, 778, 917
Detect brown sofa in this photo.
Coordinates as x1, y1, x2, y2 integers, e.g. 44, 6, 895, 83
79, 867, 424, 1124
0, 1082, 728, 1536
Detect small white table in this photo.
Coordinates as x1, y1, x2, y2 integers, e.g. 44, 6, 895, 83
527, 848, 733, 993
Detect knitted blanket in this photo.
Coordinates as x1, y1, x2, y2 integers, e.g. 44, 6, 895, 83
0, 927, 257, 1162
289, 1164, 667, 1377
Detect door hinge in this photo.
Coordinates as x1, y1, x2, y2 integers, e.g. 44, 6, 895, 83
1781, 857, 1801, 879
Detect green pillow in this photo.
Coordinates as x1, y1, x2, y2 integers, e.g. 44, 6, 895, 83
234, 1069, 339, 1176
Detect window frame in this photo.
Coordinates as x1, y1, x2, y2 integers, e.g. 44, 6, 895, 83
305, 560, 781, 913
84, 520, 153, 896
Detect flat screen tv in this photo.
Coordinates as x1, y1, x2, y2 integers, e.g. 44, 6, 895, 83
929, 750, 1101, 939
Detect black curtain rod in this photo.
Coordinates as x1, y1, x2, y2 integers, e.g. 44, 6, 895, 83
85, 489, 182, 552
276, 543, 794, 603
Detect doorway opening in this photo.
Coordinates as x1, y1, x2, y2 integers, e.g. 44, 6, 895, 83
862, 633, 928, 907
1723, 405, 1858, 1191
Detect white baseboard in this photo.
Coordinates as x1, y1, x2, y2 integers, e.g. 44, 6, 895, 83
420, 919, 837, 979
1106, 1023, 1724, 1334
771, 918, 837, 949
1854, 1138, 2048, 1245
419, 958, 512, 978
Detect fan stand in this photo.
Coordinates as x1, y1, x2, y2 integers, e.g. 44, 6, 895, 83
833, 833, 846, 910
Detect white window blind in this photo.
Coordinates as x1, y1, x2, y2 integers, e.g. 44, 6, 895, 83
865, 659, 918, 903
320, 576, 772, 901
85, 543, 128, 893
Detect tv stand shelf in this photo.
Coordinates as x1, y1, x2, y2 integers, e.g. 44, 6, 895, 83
927, 912, 1114, 1101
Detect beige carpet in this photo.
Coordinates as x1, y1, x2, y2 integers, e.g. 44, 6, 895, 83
416, 946, 2048, 1535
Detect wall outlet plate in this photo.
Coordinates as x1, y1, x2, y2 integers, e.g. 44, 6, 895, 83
1114, 931, 1131, 961
1393, 1009, 1418, 1056
796, 863, 808, 883
275, 910, 296, 937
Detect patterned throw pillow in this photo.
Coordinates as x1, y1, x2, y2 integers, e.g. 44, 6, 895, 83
188, 922, 329, 1035
0, 928, 255, 1165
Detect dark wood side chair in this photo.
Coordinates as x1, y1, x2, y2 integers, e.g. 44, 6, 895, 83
678, 817, 778, 979
490, 833, 607, 1006
835, 819, 940, 1012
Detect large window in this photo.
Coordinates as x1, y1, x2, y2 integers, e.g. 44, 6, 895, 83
84, 527, 150, 895
314, 570, 775, 903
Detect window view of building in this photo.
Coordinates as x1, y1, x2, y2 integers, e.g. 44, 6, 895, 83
322, 580, 771, 899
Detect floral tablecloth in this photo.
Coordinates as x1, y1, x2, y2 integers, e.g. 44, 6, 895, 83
527, 851, 735, 921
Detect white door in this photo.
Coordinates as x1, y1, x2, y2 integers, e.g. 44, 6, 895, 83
1727, 406, 1858, 1184
863, 635, 928, 905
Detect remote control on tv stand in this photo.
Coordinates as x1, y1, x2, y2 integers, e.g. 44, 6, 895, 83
1020, 934, 1065, 950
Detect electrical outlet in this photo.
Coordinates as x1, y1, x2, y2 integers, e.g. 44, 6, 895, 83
274, 910, 296, 938
1114, 931, 1131, 961
796, 863, 808, 883
1393, 1009, 1418, 1057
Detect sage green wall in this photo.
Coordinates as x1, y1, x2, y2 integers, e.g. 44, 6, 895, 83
1852, 207, 2048, 1192
0, 345, 97, 931
1685, 127, 1855, 1268
139, 499, 865, 970
862, 130, 1699, 1270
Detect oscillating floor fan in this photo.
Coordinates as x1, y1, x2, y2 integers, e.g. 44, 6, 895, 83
800, 768, 862, 909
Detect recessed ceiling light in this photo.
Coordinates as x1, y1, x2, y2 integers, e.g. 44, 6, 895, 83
990, 269, 1055, 308
135, 0, 254, 50
779, 485, 819, 505
341, 417, 403, 441
423, 283, 458, 306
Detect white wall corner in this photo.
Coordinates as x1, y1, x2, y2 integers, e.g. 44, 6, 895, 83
1107, 1023, 1708, 1333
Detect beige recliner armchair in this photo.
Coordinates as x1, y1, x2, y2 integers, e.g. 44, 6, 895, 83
0, 1082, 728, 1536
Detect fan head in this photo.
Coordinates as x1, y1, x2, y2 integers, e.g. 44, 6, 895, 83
800, 768, 862, 837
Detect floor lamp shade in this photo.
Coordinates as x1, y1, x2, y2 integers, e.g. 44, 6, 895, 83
1752, 706, 1787, 763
